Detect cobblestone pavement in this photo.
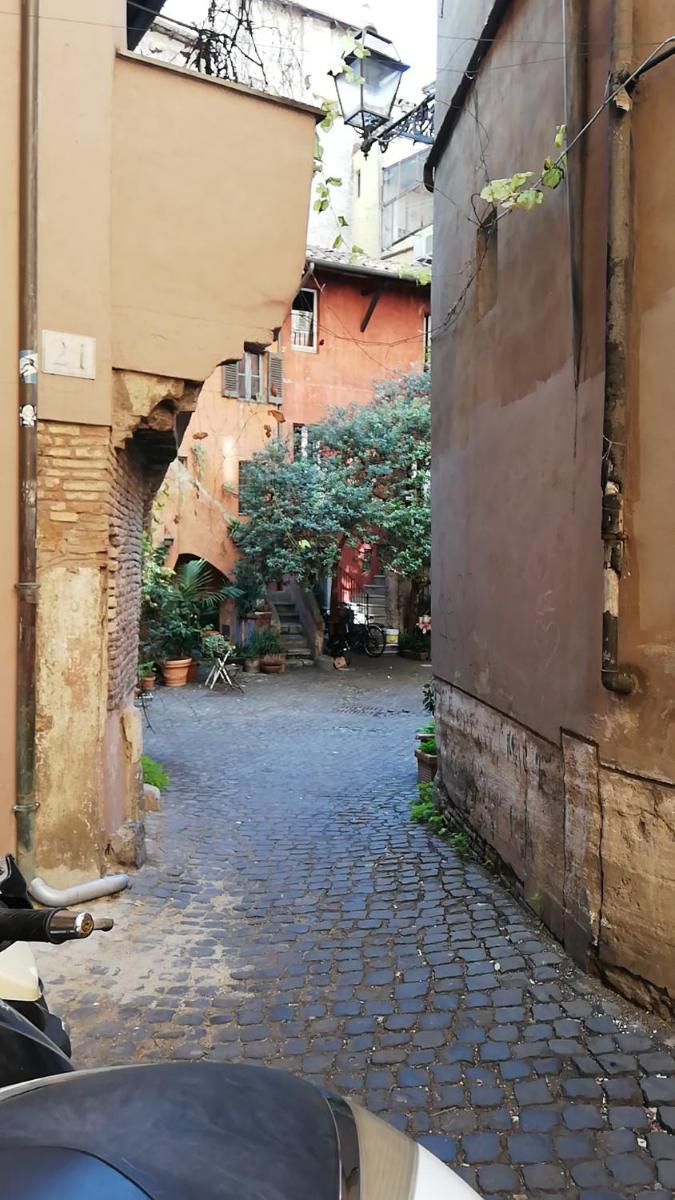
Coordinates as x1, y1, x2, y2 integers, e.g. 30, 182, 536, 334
39, 660, 675, 1198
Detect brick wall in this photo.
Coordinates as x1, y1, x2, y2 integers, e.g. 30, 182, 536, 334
38, 423, 158, 713
107, 445, 149, 712
37, 422, 111, 568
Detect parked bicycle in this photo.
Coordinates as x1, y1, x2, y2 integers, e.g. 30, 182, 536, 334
325, 601, 386, 662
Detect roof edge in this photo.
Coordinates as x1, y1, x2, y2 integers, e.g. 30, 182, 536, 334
117, 50, 324, 122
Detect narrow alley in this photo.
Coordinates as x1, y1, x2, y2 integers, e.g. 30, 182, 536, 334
38, 663, 675, 1199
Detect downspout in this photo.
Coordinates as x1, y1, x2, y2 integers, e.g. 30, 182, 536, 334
601, 0, 636, 695
15, 0, 40, 874
562, 0, 587, 388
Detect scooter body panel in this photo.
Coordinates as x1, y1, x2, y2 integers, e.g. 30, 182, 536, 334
0, 941, 40, 1001
0, 1061, 480, 1199
0, 998, 72, 1088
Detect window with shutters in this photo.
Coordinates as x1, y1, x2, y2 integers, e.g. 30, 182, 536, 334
222, 350, 262, 401
268, 352, 284, 402
290, 289, 318, 352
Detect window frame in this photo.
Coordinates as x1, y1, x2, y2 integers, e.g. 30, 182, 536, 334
290, 289, 319, 354
222, 350, 263, 401
381, 150, 434, 252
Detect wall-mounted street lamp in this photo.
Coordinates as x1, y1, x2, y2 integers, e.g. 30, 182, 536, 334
332, 27, 409, 144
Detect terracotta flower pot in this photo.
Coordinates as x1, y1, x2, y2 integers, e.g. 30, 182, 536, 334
415, 748, 438, 784
244, 658, 261, 674
140, 675, 156, 692
161, 658, 192, 688
261, 654, 286, 675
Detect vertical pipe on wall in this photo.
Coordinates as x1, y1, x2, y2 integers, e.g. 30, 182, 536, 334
601, 0, 636, 695
562, 0, 587, 387
15, 0, 40, 874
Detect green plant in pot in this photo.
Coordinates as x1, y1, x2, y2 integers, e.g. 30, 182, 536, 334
148, 615, 198, 688
138, 660, 157, 692
240, 636, 262, 674
141, 543, 237, 688
415, 735, 438, 785
252, 627, 287, 675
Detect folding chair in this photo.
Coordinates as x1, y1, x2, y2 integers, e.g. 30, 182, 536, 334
204, 644, 243, 692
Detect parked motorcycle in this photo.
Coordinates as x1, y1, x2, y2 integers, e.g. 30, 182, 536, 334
0, 854, 112, 1068
0, 856, 481, 1198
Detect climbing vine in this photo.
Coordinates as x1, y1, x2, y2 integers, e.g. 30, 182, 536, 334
480, 125, 567, 212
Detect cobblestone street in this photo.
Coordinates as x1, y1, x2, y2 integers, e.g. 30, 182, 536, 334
39, 660, 675, 1198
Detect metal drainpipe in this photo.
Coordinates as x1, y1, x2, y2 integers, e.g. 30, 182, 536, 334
562, 0, 587, 387
15, 0, 40, 875
601, 0, 636, 695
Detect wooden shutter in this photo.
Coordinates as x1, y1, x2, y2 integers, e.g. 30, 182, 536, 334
222, 361, 239, 397
268, 352, 284, 402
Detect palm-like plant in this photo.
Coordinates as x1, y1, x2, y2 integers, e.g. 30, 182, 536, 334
142, 547, 238, 662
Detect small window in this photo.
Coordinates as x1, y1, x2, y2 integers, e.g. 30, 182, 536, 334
291, 290, 318, 352
423, 313, 431, 372
355, 168, 361, 199
293, 423, 320, 462
222, 351, 262, 401
238, 460, 253, 514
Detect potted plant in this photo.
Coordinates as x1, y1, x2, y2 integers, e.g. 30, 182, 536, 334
141, 542, 237, 689
415, 735, 438, 784
416, 718, 435, 744
241, 636, 262, 674
150, 615, 197, 687
254, 627, 287, 674
400, 615, 431, 661
138, 660, 157, 692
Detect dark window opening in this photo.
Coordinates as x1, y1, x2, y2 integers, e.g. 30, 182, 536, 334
291, 290, 318, 351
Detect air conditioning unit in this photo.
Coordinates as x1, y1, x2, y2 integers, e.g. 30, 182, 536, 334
413, 228, 433, 264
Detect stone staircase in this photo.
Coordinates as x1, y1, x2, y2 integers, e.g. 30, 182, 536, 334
270, 591, 314, 661
359, 573, 387, 625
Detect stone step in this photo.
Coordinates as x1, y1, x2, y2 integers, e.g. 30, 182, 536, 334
279, 622, 303, 634
281, 635, 311, 649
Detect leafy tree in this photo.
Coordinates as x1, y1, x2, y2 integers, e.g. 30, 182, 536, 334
230, 371, 431, 628
230, 443, 374, 587
316, 371, 431, 625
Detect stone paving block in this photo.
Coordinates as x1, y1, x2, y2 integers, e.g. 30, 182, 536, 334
34, 670, 675, 1200
515, 1079, 554, 1106
520, 1108, 561, 1133
508, 1133, 554, 1163
523, 1163, 566, 1190
660, 1108, 675, 1133
478, 1163, 520, 1192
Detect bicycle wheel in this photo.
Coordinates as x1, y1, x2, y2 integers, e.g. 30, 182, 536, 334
364, 623, 386, 657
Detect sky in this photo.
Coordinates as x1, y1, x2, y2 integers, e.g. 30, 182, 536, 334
161, 0, 437, 99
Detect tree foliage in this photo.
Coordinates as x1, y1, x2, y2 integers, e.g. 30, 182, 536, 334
230, 371, 431, 600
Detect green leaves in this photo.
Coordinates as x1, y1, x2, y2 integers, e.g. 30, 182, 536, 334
480, 124, 569, 215
480, 172, 533, 207
319, 99, 338, 132
231, 372, 431, 591
542, 157, 564, 190
515, 187, 544, 211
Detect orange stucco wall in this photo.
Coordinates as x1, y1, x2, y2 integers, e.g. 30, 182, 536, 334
155, 270, 430, 581
280, 271, 429, 425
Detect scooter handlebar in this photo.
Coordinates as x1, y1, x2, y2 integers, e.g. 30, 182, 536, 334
0, 907, 114, 943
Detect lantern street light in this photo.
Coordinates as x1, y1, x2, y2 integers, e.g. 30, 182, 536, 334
332, 27, 409, 152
